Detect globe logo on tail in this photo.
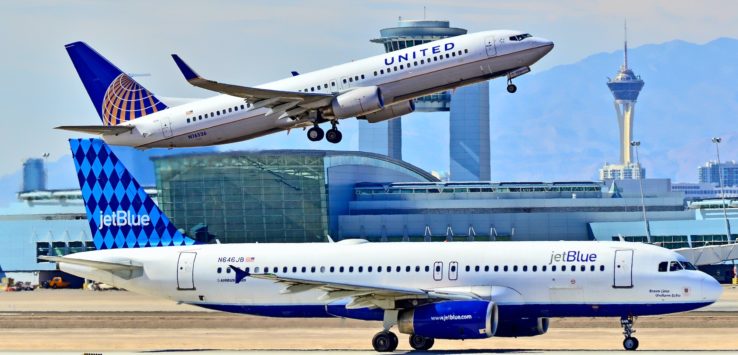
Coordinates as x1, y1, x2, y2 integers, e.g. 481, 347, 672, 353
101, 74, 167, 126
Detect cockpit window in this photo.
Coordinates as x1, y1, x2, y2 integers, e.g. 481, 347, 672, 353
669, 261, 683, 271
658, 262, 668, 272
509, 33, 532, 41
681, 261, 698, 270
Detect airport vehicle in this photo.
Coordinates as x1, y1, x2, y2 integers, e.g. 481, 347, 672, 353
58, 30, 553, 147
43, 276, 70, 289
42, 138, 722, 352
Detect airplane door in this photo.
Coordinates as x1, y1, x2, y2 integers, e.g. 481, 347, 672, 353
449, 261, 459, 281
613, 250, 634, 288
161, 118, 173, 138
485, 36, 497, 56
177, 252, 197, 290
433, 261, 443, 281
330, 79, 338, 93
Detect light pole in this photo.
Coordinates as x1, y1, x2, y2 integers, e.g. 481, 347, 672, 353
631, 141, 651, 243
712, 137, 732, 241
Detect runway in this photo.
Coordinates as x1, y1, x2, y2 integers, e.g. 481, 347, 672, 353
1, 287, 738, 353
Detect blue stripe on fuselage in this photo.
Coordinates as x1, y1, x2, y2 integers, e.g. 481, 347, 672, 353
192, 301, 712, 321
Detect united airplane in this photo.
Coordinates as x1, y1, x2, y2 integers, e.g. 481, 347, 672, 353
57, 30, 553, 147
42, 139, 722, 352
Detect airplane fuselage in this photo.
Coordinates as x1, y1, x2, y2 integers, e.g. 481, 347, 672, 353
99, 30, 553, 148
60, 240, 721, 321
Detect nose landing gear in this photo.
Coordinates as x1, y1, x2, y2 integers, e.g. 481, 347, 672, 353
620, 315, 639, 351
506, 78, 517, 94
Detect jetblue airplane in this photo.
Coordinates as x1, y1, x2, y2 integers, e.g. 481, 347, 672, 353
57, 30, 553, 147
42, 139, 722, 352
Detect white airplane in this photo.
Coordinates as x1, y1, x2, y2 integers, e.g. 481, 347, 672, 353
57, 30, 553, 147
41, 138, 722, 352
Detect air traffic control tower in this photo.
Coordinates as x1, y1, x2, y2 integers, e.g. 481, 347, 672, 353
600, 29, 645, 180
364, 19, 490, 181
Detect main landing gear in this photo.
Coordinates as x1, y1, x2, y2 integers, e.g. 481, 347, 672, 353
621, 315, 639, 351
371, 330, 398, 352
306, 120, 342, 144
409, 334, 435, 351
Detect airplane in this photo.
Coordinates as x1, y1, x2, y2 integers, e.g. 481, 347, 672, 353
57, 30, 553, 147
41, 138, 722, 352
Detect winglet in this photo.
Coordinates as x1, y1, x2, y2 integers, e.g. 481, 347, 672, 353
171, 54, 200, 81
229, 265, 250, 284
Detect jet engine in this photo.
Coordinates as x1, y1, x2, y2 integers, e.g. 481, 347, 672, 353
326, 86, 384, 119
494, 317, 550, 337
397, 300, 498, 340
357, 100, 415, 123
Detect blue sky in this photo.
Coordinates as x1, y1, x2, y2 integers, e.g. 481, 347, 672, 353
1, 0, 737, 180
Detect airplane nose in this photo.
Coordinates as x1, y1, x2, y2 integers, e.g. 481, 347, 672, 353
701, 275, 722, 303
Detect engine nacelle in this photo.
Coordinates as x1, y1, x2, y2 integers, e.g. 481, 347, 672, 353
357, 100, 415, 123
494, 317, 550, 337
328, 86, 384, 119
398, 301, 498, 340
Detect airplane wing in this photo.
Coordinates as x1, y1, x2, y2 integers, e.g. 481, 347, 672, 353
55, 125, 134, 135
171, 55, 334, 115
229, 265, 480, 309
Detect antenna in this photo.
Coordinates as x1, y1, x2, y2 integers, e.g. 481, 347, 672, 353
424, 6, 426, 19
623, 19, 628, 69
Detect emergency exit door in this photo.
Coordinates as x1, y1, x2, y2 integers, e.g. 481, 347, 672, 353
177, 252, 197, 290
485, 36, 497, 56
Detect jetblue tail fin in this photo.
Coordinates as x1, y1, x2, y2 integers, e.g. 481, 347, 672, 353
70, 138, 195, 249
65, 42, 168, 126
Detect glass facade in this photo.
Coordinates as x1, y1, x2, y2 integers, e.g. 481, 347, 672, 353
154, 153, 328, 243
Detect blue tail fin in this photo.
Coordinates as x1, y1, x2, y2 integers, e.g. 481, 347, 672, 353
70, 138, 195, 249
65, 42, 168, 126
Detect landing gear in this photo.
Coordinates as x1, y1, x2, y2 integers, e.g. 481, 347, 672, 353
506, 80, 517, 93
307, 125, 324, 142
620, 315, 639, 351
409, 334, 434, 351
372, 331, 398, 352
325, 121, 342, 144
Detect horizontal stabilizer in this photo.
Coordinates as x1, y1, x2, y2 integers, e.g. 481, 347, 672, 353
55, 125, 134, 135
38, 255, 142, 271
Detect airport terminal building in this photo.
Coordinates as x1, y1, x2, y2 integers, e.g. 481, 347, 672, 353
1, 150, 736, 284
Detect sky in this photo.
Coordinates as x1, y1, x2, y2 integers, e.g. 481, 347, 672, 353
1, 0, 737, 180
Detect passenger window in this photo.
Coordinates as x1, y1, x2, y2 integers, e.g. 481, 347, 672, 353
368, 266, 373, 272
475, 266, 480, 272
348, 266, 354, 272
301, 266, 306, 272
339, 266, 344, 273
254, 267, 260, 273
581, 265, 586, 272
405, 266, 411, 272
494, 265, 499, 272
358, 266, 363, 272
373, 71, 377, 76
354, 76, 359, 81
226, 268, 231, 273
292, 266, 297, 273
400, 65, 404, 70
394, 66, 398, 71
484, 265, 489, 272
435, 265, 440, 272
396, 266, 401, 272
421, 59, 425, 64
378, 266, 383, 272
310, 266, 316, 273
186, 118, 190, 123
522, 265, 528, 272
600, 265, 605, 271
542, 265, 547, 272
380, 69, 385, 74
415, 266, 420, 272
342, 79, 347, 83
330, 266, 335, 273
465, 49, 469, 53
424, 265, 430, 272
552, 265, 557, 272
503, 265, 508, 272
513, 265, 518, 272
532, 265, 537, 272
324, 84, 328, 88
446, 53, 450, 58
452, 52, 456, 57
217, 267, 222, 274
240, 105, 244, 110
360, 74, 365, 79
348, 78, 353, 82
228, 108, 232, 113
264, 267, 270, 273
465, 265, 471, 272
562, 265, 567, 272
414, 61, 418, 66
283, 267, 288, 273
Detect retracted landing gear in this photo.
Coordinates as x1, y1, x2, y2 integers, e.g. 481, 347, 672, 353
325, 121, 342, 144
372, 330, 398, 352
409, 334, 434, 351
621, 315, 639, 351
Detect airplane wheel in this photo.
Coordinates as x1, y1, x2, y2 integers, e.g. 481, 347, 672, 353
409, 334, 434, 350
506, 83, 517, 93
372, 331, 398, 352
307, 126, 324, 141
623, 336, 639, 351
326, 128, 342, 144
